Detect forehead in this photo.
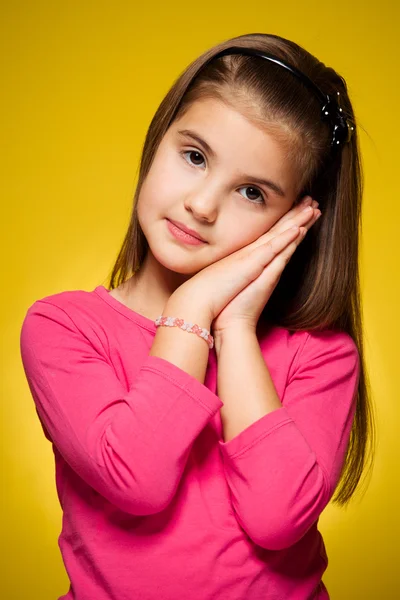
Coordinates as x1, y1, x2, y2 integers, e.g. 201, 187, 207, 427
173, 97, 272, 141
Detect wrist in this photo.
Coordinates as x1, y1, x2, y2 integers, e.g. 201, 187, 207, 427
165, 293, 212, 331
213, 322, 257, 353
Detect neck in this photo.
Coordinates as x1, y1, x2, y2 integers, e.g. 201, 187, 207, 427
124, 251, 191, 319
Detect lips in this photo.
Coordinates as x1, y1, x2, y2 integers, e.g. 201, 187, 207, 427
167, 219, 206, 242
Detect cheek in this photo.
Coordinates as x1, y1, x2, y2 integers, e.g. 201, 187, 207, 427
138, 154, 189, 212
218, 214, 279, 257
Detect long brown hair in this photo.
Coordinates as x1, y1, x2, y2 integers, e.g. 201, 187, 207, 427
108, 33, 375, 505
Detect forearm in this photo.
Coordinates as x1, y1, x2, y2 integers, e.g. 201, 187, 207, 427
148, 295, 212, 384
215, 326, 282, 442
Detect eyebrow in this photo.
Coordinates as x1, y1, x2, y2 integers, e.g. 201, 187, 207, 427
176, 128, 286, 197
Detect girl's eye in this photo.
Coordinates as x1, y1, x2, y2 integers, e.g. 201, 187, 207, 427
182, 150, 206, 168
180, 149, 266, 206
238, 186, 265, 205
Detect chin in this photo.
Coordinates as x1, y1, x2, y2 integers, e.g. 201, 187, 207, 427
152, 246, 205, 277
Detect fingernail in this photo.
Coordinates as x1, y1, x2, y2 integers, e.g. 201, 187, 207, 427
312, 200, 319, 208
315, 212, 322, 220
301, 197, 312, 206
302, 205, 313, 212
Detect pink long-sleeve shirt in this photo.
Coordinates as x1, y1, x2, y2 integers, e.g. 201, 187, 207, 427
20, 284, 360, 600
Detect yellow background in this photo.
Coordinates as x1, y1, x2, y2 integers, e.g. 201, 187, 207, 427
2, 1, 398, 598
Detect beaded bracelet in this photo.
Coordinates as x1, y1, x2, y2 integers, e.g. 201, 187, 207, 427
154, 315, 214, 349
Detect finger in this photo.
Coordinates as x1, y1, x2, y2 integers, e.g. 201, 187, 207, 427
281, 196, 314, 222
297, 208, 321, 232
305, 209, 322, 230
250, 229, 305, 296
253, 226, 302, 267
262, 227, 306, 279
248, 211, 308, 254
271, 196, 316, 227
282, 204, 318, 229
255, 203, 319, 249
277, 205, 322, 239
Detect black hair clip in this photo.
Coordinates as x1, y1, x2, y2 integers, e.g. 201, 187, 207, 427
206, 47, 356, 152
321, 91, 355, 147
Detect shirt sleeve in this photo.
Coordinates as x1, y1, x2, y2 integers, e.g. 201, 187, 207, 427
217, 330, 360, 551
20, 300, 223, 515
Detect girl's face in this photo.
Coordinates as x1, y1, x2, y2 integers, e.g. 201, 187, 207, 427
137, 97, 300, 276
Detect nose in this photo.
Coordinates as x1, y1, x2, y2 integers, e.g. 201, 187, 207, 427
183, 186, 219, 223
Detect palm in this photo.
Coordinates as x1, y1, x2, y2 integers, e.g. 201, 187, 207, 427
212, 268, 274, 336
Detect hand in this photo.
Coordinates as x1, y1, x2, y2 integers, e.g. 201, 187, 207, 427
168, 197, 321, 334
211, 198, 321, 338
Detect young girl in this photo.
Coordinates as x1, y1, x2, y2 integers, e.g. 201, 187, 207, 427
20, 33, 374, 599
